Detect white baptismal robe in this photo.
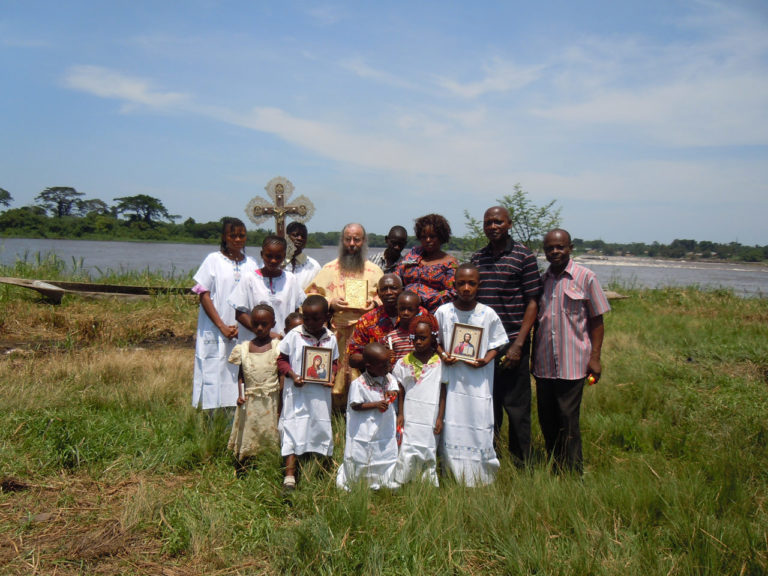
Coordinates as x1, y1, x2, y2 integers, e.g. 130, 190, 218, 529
392, 353, 444, 486
336, 372, 399, 490
435, 302, 508, 486
278, 326, 339, 457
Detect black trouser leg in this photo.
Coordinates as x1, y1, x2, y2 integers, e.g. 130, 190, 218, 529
535, 377, 584, 474
493, 343, 532, 467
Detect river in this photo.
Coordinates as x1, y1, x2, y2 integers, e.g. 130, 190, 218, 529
1, 238, 766, 298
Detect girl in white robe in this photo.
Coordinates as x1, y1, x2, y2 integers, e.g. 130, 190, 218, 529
192, 218, 259, 410
392, 314, 447, 487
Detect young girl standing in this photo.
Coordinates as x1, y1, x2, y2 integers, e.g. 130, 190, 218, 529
435, 263, 508, 486
229, 235, 305, 339
227, 305, 281, 462
192, 217, 259, 411
392, 314, 447, 487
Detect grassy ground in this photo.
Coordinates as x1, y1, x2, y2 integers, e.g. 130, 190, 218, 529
1, 271, 767, 575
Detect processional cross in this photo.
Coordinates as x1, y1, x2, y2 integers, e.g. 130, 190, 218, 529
245, 176, 315, 238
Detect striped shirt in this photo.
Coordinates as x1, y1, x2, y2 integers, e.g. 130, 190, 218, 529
384, 326, 414, 367
470, 237, 542, 339
369, 251, 403, 274
533, 259, 610, 380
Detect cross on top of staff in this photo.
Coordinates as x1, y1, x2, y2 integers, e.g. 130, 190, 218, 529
245, 176, 315, 237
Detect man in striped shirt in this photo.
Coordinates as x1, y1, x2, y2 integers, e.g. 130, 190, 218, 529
533, 228, 610, 474
471, 206, 542, 468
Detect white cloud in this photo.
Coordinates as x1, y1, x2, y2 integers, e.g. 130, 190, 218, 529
63, 65, 190, 109
530, 3, 768, 148
533, 74, 768, 147
434, 57, 542, 99
340, 57, 417, 91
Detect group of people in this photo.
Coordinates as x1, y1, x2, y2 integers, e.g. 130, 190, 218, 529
191, 207, 609, 491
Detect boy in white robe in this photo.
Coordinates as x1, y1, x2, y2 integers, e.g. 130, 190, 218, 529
277, 295, 338, 491
436, 263, 508, 486
336, 343, 399, 491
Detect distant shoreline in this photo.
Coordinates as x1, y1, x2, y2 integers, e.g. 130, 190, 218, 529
572, 254, 768, 269
2, 234, 766, 267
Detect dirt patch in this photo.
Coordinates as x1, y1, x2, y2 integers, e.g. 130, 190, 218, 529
0, 477, 29, 493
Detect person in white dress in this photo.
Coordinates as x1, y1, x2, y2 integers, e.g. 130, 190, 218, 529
277, 295, 338, 491
392, 314, 447, 487
229, 235, 305, 339
192, 217, 259, 411
435, 263, 508, 486
337, 342, 400, 490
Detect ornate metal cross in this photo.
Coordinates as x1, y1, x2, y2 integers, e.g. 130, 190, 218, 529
245, 176, 315, 237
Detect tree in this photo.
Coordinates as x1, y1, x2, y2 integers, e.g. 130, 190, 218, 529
74, 198, 110, 217
35, 187, 85, 217
113, 194, 175, 225
463, 183, 562, 254
0, 188, 12, 208
0, 206, 47, 234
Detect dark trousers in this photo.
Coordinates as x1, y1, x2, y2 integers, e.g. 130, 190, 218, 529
535, 377, 585, 474
493, 341, 531, 466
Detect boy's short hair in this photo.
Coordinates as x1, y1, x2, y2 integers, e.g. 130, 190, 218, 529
286, 221, 308, 237
456, 262, 478, 275
398, 290, 420, 304
303, 294, 329, 314
363, 342, 389, 364
284, 311, 303, 330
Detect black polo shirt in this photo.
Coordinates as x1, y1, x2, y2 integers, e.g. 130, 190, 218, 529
470, 236, 542, 339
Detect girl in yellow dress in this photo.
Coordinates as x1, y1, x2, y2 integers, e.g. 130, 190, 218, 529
227, 304, 281, 461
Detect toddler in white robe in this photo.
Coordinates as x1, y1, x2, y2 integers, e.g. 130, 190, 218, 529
336, 343, 399, 491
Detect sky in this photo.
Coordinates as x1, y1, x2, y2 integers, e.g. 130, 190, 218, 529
1, 0, 767, 245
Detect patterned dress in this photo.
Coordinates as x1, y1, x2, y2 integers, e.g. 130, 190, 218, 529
227, 340, 281, 460
396, 246, 458, 314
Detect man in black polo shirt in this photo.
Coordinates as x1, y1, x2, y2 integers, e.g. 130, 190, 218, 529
471, 206, 542, 467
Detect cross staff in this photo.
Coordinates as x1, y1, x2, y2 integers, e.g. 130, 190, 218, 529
245, 177, 315, 238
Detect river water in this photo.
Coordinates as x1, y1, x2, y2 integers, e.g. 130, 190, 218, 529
1, 238, 766, 298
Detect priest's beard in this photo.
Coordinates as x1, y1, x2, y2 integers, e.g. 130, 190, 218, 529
338, 245, 367, 273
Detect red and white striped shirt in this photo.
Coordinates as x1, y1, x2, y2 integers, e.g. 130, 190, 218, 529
384, 326, 414, 368
533, 260, 610, 380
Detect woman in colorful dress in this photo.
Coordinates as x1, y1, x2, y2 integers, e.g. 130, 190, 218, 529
396, 213, 458, 314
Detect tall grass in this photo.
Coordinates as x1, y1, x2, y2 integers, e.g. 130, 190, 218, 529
1, 250, 193, 287
1, 276, 766, 574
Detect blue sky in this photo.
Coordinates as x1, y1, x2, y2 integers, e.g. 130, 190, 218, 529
1, 0, 767, 245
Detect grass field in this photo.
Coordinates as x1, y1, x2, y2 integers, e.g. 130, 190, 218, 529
1, 267, 767, 575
